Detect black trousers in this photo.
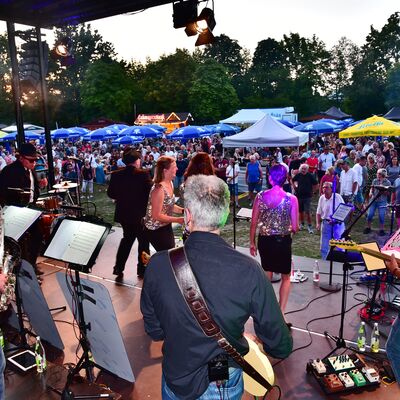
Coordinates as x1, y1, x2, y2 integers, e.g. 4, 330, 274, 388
115, 221, 150, 274
145, 224, 175, 252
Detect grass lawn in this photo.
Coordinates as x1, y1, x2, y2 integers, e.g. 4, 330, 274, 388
88, 183, 395, 259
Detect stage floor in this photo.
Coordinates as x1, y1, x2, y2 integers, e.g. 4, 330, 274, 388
6, 227, 400, 399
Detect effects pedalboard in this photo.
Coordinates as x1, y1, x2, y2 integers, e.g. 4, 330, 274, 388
306, 353, 380, 395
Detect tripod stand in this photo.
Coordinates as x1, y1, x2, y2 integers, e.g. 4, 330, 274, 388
60, 267, 103, 400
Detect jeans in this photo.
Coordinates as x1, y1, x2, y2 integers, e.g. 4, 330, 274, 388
81, 179, 94, 195
367, 200, 387, 225
161, 368, 243, 400
174, 175, 184, 189
0, 346, 5, 400
386, 315, 400, 384
320, 221, 345, 260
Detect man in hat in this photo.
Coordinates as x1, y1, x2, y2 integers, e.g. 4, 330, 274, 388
0, 142, 40, 207
0, 143, 43, 276
107, 147, 152, 279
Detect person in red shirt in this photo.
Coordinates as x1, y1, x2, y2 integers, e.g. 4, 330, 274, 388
306, 150, 319, 177
213, 153, 229, 182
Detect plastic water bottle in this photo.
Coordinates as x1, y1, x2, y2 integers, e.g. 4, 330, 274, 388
357, 321, 366, 352
313, 260, 320, 283
370, 322, 380, 353
34, 336, 47, 373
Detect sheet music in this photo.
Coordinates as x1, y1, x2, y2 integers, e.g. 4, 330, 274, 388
4, 206, 42, 240
236, 207, 252, 219
44, 219, 107, 266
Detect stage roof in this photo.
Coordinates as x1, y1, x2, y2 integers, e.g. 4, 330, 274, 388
0, 1, 174, 28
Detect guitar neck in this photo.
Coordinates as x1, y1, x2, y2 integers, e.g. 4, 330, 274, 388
353, 246, 400, 265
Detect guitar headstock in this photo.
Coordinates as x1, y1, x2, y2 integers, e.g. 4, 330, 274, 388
329, 239, 362, 251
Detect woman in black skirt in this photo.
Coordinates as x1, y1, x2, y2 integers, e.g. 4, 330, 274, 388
250, 164, 299, 314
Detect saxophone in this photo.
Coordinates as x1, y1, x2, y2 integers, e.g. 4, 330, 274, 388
0, 207, 20, 312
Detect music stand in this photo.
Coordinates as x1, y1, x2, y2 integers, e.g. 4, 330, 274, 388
42, 217, 112, 399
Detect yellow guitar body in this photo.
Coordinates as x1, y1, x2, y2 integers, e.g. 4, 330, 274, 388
243, 336, 275, 396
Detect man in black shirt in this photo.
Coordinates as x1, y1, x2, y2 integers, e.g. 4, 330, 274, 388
107, 148, 152, 278
141, 175, 292, 400
293, 163, 318, 233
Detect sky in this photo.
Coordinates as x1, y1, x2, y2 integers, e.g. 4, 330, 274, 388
1, 0, 400, 62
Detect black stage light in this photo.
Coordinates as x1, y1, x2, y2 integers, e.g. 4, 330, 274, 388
173, 0, 198, 29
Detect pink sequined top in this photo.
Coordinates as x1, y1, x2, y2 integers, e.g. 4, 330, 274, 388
256, 192, 292, 236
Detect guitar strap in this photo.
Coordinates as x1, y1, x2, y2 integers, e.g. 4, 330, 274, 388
168, 246, 273, 391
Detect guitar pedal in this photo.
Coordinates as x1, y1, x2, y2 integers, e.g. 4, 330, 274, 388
311, 358, 326, 374
322, 374, 344, 392
338, 371, 355, 388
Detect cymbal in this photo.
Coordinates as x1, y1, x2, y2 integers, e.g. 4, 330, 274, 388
47, 189, 67, 194
53, 182, 78, 189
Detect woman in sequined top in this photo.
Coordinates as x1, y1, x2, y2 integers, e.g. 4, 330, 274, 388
249, 164, 299, 314
144, 156, 184, 251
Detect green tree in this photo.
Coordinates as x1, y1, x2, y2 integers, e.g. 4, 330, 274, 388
81, 60, 134, 121
0, 33, 13, 123
201, 34, 251, 101
138, 49, 197, 113
188, 60, 239, 123
47, 24, 117, 126
326, 37, 360, 107
248, 38, 290, 102
385, 63, 400, 109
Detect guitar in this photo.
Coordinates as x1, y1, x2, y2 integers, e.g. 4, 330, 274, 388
329, 239, 400, 266
243, 336, 275, 396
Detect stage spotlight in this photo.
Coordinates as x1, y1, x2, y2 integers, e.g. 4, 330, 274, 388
54, 37, 73, 57
194, 7, 216, 34
195, 29, 215, 46
173, 0, 198, 29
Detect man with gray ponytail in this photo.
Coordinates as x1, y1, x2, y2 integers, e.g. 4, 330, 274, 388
141, 175, 292, 400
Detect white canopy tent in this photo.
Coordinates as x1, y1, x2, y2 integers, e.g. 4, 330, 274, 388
220, 107, 296, 124
223, 114, 308, 148
219, 109, 268, 124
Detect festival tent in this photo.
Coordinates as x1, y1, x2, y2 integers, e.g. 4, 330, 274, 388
339, 115, 400, 138
219, 109, 269, 124
384, 107, 400, 121
223, 114, 308, 148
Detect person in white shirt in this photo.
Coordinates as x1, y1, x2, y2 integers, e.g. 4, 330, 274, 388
362, 140, 373, 155
316, 182, 345, 259
164, 145, 176, 158
226, 158, 240, 207
151, 147, 160, 161
339, 159, 358, 205
352, 156, 367, 209
318, 147, 336, 182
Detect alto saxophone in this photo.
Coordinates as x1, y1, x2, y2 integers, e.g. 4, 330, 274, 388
0, 208, 21, 312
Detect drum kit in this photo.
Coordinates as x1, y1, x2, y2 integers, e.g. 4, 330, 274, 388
37, 181, 82, 241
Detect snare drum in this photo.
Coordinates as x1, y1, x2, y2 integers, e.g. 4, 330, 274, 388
43, 196, 60, 211
40, 213, 63, 240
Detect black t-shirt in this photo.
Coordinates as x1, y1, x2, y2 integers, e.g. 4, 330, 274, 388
176, 159, 188, 177
289, 159, 301, 174
293, 172, 317, 198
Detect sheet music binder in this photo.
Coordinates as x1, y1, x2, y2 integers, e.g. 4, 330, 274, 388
43, 217, 110, 272
3, 206, 42, 240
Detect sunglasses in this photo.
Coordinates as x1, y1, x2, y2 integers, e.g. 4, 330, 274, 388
23, 156, 37, 163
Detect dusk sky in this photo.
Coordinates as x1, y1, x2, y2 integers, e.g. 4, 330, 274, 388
0, 1, 399, 62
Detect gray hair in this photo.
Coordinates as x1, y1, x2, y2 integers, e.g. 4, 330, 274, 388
184, 175, 230, 230
377, 168, 387, 177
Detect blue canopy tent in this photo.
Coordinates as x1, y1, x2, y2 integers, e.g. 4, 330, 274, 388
68, 126, 90, 135
112, 136, 143, 145
204, 124, 241, 136
51, 128, 80, 140
120, 126, 161, 138
138, 124, 167, 132
83, 127, 119, 141
278, 120, 302, 128
294, 120, 342, 136
169, 125, 212, 140
2, 131, 42, 141
105, 124, 130, 131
